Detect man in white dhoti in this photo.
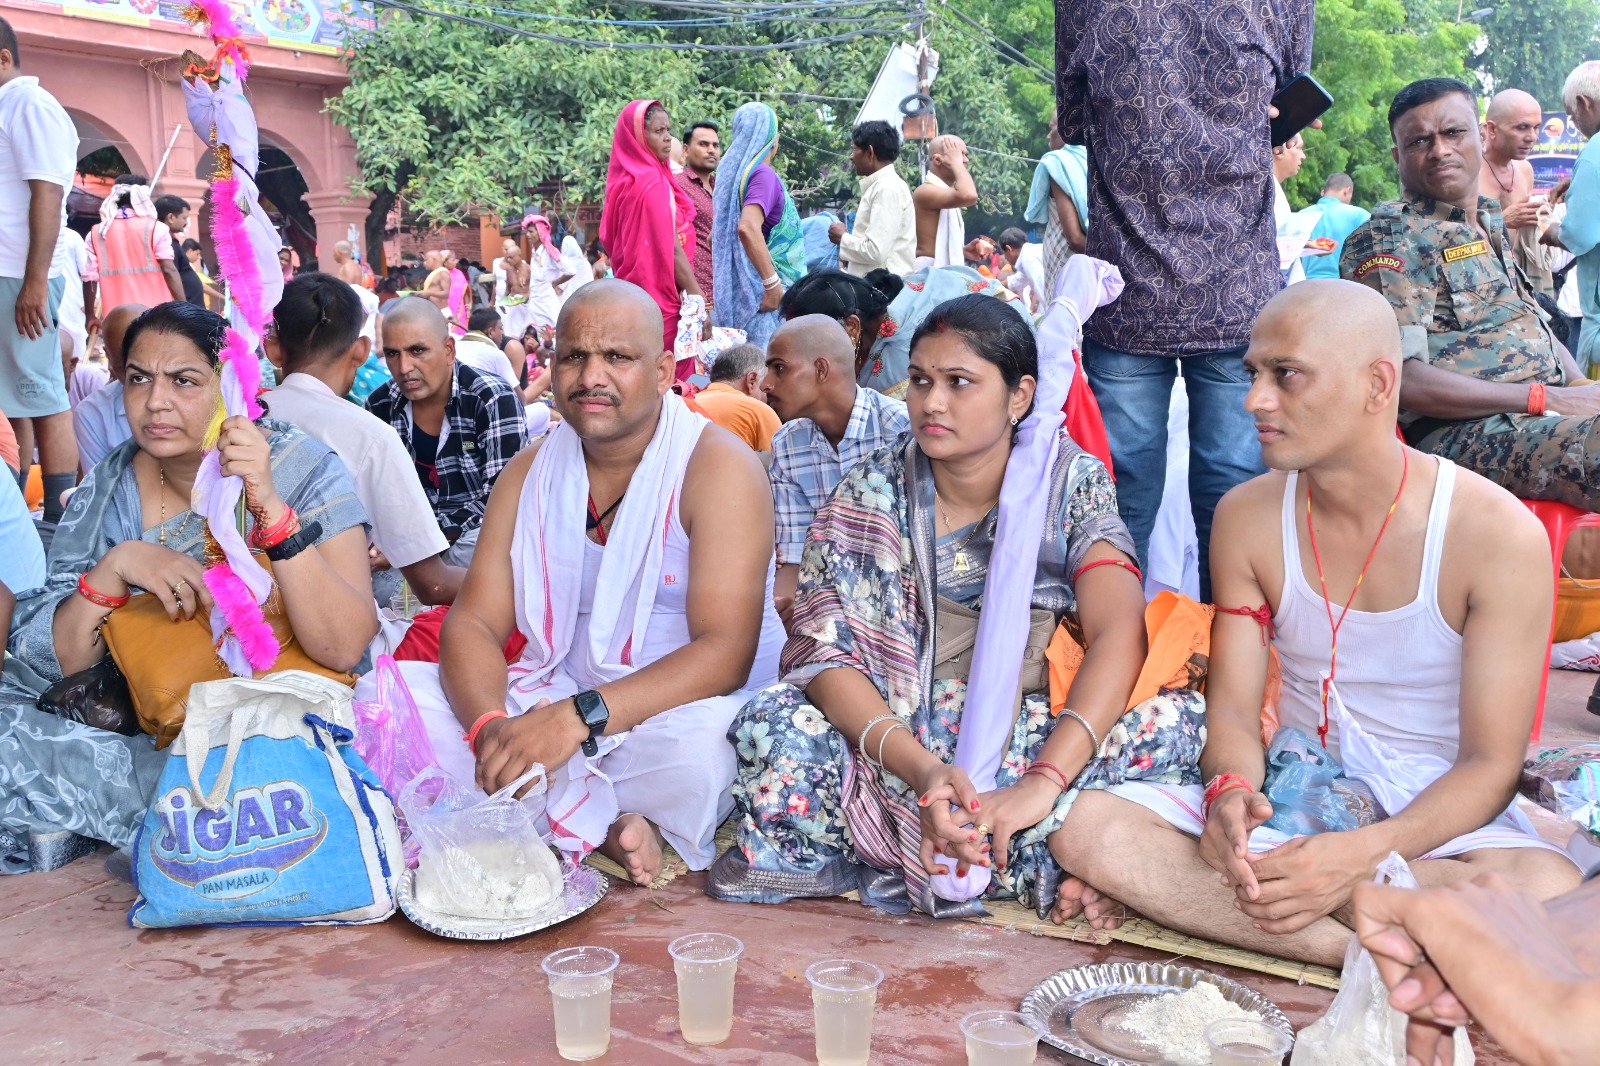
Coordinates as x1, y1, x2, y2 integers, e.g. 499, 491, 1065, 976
912, 134, 977, 271
407, 278, 785, 885
1048, 280, 1581, 966
521, 214, 572, 334
493, 238, 532, 341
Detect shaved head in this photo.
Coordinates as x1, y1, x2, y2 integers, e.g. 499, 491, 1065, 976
334, 240, 352, 257
381, 295, 449, 341
102, 303, 147, 379
552, 278, 673, 445
769, 314, 857, 372
1483, 88, 1543, 161
557, 277, 665, 354
763, 314, 859, 422
1246, 279, 1404, 470
1486, 88, 1541, 123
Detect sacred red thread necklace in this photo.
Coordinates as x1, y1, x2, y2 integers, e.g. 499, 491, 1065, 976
1304, 447, 1409, 747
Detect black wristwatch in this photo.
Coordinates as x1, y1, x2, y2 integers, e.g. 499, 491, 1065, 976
265, 520, 322, 563
573, 689, 610, 757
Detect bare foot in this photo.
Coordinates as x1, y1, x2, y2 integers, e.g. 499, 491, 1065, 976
600, 813, 663, 887
1052, 875, 1131, 930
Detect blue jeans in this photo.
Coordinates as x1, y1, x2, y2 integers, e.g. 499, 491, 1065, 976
1082, 340, 1264, 602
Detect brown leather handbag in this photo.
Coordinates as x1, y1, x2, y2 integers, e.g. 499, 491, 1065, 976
103, 558, 357, 748
931, 595, 1057, 695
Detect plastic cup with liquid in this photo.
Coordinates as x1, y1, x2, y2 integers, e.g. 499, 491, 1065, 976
1206, 1017, 1293, 1066
806, 958, 884, 1066
669, 932, 743, 1045
542, 946, 619, 1061
961, 1009, 1044, 1065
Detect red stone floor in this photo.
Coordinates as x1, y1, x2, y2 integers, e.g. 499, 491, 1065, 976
2, 671, 1595, 1065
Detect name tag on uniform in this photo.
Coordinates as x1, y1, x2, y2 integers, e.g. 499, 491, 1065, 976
1442, 239, 1489, 263
1355, 254, 1404, 277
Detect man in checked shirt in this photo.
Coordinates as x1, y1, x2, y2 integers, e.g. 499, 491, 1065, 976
368, 296, 529, 567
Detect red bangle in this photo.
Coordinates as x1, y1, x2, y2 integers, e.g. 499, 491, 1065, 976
1203, 773, 1254, 817
77, 573, 130, 610
464, 710, 509, 754
250, 505, 299, 549
1024, 761, 1070, 791
1073, 558, 1144, 585
1528, 382, 1547, 417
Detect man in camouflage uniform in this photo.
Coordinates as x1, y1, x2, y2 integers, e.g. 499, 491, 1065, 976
1342, 77, 1600, 511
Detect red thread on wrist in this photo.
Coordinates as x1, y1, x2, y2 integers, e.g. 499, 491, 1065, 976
1072, 558, 1144, 585
1528, 382, 1547, 416
1204, 773, 1253, 818
465, 710, 509, 754
77, 573, 130, 610
1024, 761, 1070, 791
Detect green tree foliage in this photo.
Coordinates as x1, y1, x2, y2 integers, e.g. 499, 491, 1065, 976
1469, 0, 1600, 107
1284, 0, 1481, 208
331, 0, 1044, 227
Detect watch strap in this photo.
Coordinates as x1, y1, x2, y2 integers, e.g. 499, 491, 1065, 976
265, 519, 323, 563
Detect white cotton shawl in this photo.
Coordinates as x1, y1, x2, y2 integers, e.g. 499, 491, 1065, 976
506, 392, 709, 857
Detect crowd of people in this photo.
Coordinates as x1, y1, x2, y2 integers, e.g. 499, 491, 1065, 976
4, 9, 1600, 1058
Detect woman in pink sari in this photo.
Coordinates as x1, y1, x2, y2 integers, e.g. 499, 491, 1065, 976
445, 250, 471, 336
598, 99, 706, 354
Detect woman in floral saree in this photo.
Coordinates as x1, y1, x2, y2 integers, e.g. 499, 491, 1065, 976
708, 294, 1206, 918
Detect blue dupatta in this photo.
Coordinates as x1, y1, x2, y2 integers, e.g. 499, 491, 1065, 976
712, 102, 807, 345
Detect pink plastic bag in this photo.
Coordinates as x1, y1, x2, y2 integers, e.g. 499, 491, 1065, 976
353, 655, 471, 865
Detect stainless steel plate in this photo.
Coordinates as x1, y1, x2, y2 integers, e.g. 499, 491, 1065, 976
1020, 962, 1293, 1066
396, 862, 607, 941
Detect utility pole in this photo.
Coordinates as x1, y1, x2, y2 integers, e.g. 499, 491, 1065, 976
913, 0, 932, 177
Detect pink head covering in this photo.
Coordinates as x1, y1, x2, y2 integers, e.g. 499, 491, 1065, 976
521, 213, 561, 262
597, 99, 697, 336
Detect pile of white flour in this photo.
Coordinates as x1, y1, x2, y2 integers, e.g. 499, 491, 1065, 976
1119, 982, 1264, 1066
415, 838, 565, 922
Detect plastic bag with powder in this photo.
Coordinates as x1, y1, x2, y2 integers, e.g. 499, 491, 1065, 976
402, 765, 568, 923
1290, 853, 1474, 1066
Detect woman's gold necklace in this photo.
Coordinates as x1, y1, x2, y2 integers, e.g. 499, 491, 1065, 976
936, 494, 994, 575
157, 464, 195, 546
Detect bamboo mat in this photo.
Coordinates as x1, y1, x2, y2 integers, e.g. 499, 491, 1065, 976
585, 823, 1341, 990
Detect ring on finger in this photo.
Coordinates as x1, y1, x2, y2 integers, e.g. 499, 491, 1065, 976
976, 823, 992, 836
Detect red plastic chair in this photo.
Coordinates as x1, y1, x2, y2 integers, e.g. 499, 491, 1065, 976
1521, 499, 1600, 741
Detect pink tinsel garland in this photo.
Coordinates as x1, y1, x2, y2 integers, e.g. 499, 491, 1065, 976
187, 0, 250, 77
208, 177, 269, 340
204, 560, 278, 669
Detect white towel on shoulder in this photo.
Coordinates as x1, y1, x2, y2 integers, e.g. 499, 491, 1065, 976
923, 172, 966, 268
506, 393, 709, 857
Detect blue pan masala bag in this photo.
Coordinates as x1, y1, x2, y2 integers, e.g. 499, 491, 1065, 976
129, 671, 402, 928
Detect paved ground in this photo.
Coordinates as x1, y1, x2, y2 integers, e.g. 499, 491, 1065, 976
2, 671, 1595, 1065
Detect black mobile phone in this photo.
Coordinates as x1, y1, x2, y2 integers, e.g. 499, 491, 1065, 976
1270, 74, 1334, 146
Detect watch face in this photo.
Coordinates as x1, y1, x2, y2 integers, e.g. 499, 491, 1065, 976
575, 690, 608, 730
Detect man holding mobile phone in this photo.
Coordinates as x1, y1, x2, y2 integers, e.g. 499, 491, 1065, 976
1055, 0, 1314, 601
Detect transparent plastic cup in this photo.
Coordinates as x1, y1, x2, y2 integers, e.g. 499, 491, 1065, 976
669, 933, 744, 1046
1206, 1017, 1294, 1066
806, 959, 884, 1066
961, 1010, 1043, 1065
541, 946, 620, 1061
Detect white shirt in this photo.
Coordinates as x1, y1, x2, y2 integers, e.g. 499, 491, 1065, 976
73, 379, 132, 472
55, 227, 89, 358
453, 334, 519, 388
350, 280, 379, 344
267, 373, 450, 569
0, 77, 78, 279
1007, 242, 1049, 314
839, 164, 917, 277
